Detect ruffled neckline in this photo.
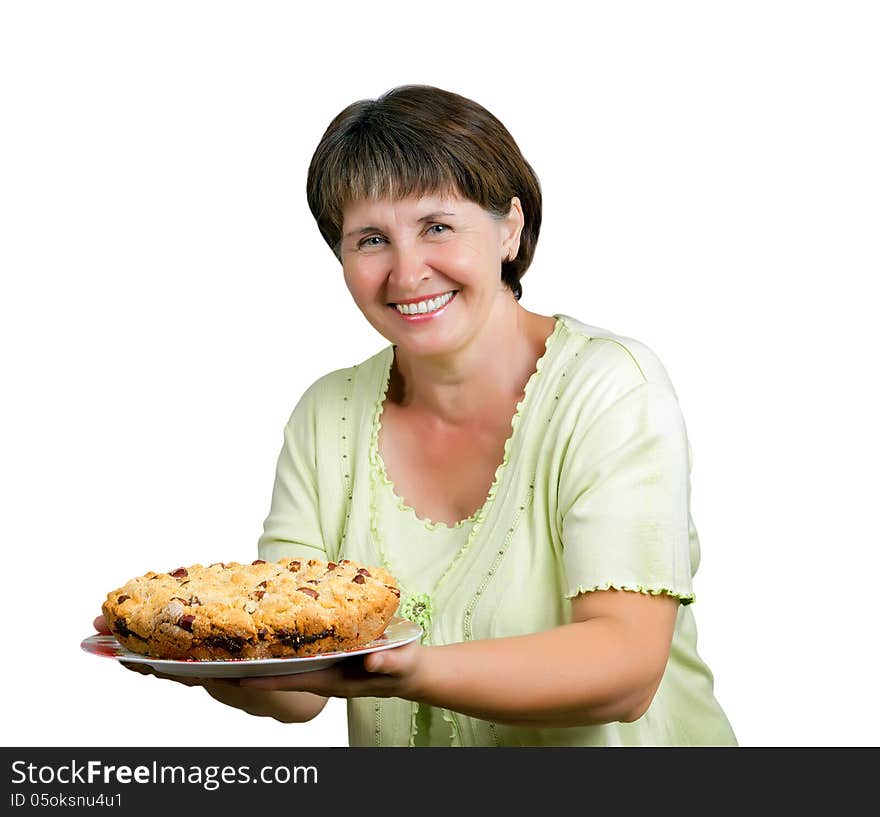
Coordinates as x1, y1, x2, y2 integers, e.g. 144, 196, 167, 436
375, 463, 479, 531
369, 316, 565, 532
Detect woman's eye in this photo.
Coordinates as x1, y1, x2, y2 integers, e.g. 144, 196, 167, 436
357, 224, 449, 248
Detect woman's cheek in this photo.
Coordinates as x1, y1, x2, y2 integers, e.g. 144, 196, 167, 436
344, 258, 385, 301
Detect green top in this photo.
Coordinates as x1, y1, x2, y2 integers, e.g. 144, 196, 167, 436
257, 314, 737, 746
374, 457, 474, 745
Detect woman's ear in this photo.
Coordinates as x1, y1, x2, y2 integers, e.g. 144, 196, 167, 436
502, 196, 524, 261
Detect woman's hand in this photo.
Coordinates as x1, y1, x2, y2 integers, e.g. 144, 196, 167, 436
93, 613, 230, 688
93, 614, 111, 635
91, 611, 328, 721
235, 640, 426, 700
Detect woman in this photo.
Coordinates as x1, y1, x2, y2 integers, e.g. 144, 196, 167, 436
102, 84, 736, 746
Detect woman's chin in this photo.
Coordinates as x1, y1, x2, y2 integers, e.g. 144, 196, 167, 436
380, 305, 460, 351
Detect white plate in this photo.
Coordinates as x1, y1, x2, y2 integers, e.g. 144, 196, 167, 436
81, 616, 422, 678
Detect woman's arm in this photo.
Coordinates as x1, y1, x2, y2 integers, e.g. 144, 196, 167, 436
417, 589, 678, 727
238, 588, 679, 728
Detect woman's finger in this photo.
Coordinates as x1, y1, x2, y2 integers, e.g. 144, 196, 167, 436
120, 661, 151, 674
363, 642, 418, 675
119, 662, 205, 687
363, 651, 387, 673
94, 614, 110, 634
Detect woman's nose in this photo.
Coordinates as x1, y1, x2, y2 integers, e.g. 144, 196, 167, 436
388, 244, 430, 290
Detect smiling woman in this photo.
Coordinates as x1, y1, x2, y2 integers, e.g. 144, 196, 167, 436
99, 84, 737, 747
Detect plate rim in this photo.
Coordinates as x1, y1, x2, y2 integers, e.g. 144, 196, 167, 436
81, 615, 422, 672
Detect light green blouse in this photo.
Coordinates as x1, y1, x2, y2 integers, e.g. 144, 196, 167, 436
374, 455, 474, 746
257, 314, 737, 746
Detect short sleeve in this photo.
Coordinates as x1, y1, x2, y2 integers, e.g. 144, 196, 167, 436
557, 380, 695, 603
257, 381, 328, 563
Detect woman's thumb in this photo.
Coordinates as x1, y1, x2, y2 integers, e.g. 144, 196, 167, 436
364, 650, 394, 674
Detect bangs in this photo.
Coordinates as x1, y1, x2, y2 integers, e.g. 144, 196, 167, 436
336, 126, 464, 203
319, 129, 469, 253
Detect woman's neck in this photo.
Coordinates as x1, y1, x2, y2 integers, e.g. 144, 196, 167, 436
388, 299, 556, 427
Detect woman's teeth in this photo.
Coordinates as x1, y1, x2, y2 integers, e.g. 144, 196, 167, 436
394, 291, 455, 315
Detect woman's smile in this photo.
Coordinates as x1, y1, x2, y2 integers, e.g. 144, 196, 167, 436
389, 290, 459, 321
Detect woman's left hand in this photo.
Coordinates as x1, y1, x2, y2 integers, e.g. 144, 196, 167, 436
234, 640, 426, 699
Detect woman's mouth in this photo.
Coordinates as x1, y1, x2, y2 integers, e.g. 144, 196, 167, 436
389, 290, 458, 321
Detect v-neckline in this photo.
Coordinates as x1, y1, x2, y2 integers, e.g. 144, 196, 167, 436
369, 316, 563, 532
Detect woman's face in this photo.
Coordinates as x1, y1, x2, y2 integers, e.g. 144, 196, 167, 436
339, 193, 523, 359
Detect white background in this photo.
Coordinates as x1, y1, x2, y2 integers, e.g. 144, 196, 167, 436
2, 1, 878, 748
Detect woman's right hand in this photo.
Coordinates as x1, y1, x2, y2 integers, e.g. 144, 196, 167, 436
93, 611, 328, 721
94, 612, 225, 688
93, 614, 111, 635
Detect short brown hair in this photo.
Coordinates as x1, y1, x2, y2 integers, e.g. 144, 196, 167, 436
306, 84, 542, 300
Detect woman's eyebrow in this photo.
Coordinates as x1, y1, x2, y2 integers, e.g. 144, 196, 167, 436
343, 211, 456, 240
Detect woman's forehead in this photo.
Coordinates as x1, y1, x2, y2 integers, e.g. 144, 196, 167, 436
342, 193, 479, 228
345, 192, 463, 214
